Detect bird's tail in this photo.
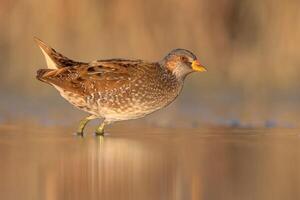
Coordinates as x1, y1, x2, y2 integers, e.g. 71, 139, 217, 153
34, 37, 82, 69
36, 68, 53, 83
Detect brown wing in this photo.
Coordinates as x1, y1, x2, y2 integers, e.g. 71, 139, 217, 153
37, 59, 155, 95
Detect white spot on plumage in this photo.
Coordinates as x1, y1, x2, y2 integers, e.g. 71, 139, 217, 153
46, 58, 185, 122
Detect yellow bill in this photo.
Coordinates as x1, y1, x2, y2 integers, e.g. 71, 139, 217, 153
192, 60, 207, 72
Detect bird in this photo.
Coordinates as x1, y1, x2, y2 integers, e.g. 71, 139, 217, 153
35, 38, 207, 136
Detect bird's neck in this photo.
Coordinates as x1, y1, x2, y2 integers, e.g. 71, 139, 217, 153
158, 61, 188, 81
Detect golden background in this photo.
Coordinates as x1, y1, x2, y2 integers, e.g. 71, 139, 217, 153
1, 2, 300, 200
0, 0, 299, 127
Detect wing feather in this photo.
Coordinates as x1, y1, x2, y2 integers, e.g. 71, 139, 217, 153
37, 59, 155, 95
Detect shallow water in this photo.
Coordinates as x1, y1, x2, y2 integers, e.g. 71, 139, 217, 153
0, 126, 300, 200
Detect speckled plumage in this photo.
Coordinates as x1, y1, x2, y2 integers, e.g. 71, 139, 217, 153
35, 38, 206, 135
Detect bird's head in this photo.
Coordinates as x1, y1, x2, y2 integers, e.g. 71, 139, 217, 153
161, 49, 207, 79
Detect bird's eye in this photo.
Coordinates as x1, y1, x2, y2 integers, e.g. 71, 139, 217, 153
180, 56, 188, 62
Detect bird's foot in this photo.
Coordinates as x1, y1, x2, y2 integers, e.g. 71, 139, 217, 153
94, 130, 105, 136
74, 131, 84, 137
74, 115, 97, 137
94, 122, 106, 136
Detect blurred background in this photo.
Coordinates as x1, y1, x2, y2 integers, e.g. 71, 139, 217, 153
1, 1, 300, 200
0, 0, 300, 128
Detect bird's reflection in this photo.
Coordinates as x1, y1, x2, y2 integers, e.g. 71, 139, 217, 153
43, 134, 180, 200
1, 129, 300, 200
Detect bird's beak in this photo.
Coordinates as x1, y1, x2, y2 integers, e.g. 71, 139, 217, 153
192, 60, 207, 72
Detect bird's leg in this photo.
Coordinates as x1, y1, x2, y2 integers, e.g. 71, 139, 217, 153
95, 120, 111, 136
76, 115, 96, 136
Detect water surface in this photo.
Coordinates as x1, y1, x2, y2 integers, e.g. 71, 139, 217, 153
0, 126, 299, 200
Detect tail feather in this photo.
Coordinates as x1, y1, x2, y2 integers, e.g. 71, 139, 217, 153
34, 37, 82, 69
36, 68, 53, 83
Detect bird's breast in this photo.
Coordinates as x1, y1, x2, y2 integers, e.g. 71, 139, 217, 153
89, 73, 183, 120
54, 70, 183, 121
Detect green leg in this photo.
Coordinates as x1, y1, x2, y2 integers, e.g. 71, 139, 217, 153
76, 115, 96, 136
95, 120, 110, 136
